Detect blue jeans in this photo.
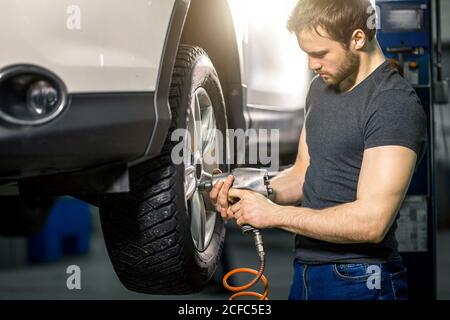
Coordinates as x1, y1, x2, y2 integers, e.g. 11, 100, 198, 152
288, 259, 408, 300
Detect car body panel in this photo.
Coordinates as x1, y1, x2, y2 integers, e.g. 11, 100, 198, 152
228, 0, 310, 111
227, 0, 310, 164
0, 0, 175, 93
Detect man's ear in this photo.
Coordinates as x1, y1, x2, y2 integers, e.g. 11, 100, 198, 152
351, 29, 367, 50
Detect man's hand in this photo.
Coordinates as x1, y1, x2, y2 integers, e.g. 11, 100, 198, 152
208, 169, 235, 221
228, 188, 280, 229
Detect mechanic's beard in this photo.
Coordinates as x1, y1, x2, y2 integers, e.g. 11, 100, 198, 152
326, 50, 360, 88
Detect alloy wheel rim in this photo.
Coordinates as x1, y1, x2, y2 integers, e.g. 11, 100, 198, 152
184, 88, 220, 252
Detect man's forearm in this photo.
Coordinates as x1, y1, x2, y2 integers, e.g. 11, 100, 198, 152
271, 200, 387, 244
269, 166, 304, 206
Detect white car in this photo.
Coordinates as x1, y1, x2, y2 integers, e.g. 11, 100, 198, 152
0, 0, 309, 294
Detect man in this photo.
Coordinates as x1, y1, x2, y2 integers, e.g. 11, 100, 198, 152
210, 0, 427, 300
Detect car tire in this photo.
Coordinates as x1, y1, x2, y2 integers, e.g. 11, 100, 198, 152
99, 45, 229, 294
0, 196, 54, 237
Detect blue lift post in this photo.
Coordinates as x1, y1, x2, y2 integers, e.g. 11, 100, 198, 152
376, 0, 436, 300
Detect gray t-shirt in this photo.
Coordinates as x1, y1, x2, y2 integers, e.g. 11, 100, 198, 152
295, 60, 427, 264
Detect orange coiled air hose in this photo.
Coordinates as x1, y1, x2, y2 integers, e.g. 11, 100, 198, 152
222, 228, 269, 300
222, 260, 269, 300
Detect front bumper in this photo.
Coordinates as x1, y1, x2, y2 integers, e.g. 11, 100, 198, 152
0, 0, 176, 93
0, 92, 158, 179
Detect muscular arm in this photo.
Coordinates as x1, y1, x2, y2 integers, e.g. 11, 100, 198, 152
271, 145, 417, 244
270, 125, 310, 206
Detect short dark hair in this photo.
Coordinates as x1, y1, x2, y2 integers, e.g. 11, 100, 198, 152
287, 0, 377, 45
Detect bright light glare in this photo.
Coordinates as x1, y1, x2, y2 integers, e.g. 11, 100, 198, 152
228, 0, 310, 109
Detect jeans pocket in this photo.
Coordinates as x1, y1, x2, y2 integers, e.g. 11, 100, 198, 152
333, 263, 372, 281
390, 269, 408, 300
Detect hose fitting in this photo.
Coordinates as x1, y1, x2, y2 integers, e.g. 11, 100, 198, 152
253, 230, 265, 261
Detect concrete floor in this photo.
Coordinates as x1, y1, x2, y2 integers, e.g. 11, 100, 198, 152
0, 215, 449, 300
0, 220, 294, 300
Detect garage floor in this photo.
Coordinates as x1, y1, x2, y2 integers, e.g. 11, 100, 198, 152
0, 211, 449, 300
0, 221, 294, 300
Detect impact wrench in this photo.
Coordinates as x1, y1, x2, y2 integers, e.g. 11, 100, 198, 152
198, 168, 273, 300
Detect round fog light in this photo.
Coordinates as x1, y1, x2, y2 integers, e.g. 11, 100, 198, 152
0, 64, 68, 126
